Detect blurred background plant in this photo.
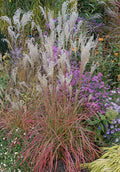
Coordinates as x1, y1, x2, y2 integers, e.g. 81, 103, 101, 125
101, 0, 120, 38
91, 37, 120, 89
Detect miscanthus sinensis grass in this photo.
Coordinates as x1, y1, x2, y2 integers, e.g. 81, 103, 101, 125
0, 1, 98, 110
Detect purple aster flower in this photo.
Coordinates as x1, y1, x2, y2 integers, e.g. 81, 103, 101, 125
115, 128, 118, 131
98, 126, 101, 130
98, 73, 102, 78
115, 138, 119, 142
111, 130, 114, 134
103, 134, 107, 138
110, 125, 114, 129
105, 124, 108, 128
113, 120, 117, 124
106, 129, 110, 134
117, 119, 120, 124
44, 31, 48, 36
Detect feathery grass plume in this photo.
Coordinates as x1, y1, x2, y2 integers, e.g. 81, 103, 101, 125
1, 38, 13, 50
24, 38, 39, 67
39, 6, 47, 21
0, 9, 40, 110
21, 11, 33, 31
90, 61, 99, 75
62, 1, 68, 24
13, 8, 22, 30
0, 16, 12, 25
0, 8, 33, 58
69, 11, 78, 33
80, 35, 97, 75
39, 0, 97, 73
11, 67, 18, 85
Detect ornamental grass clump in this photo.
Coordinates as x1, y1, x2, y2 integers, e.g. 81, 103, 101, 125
16, 88, 100, 172
0, 8, 33, 59
87, 144, 120, 172
0, 1, 102, 171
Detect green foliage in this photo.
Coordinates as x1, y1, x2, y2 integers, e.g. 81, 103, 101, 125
0, 0, 31, 36
0, 74, 9, 89
87, 145, 120, 172
0, 30, 9, 55
86, 113, 108, 145
77, 0, 105, 17
105, 108, 118, 123
0, 129, 30, 171
92, 37, 120, 88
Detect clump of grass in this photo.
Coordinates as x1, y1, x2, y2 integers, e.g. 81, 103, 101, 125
15, 87, 100, 172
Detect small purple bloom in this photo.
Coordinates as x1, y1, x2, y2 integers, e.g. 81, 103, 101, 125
113, 120, 117, 124
115, 138, 119, 142
117, 119, 120, 124
98, 126, 101, 130
110, 125, 114, 129
103, 134, 107, 138
111, 130, 114, 134
106, 130, 110, 134
115, 128, 118, 131
105, 124, 108, 128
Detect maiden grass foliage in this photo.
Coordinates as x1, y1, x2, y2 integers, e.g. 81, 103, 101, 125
0, 1, 120, 172
0, 0, 71, 37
